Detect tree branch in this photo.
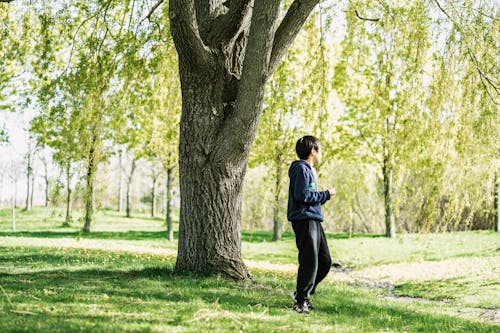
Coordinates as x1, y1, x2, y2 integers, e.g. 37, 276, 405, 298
215, 0, 281, 161
0, 0, 15, 3
354, 9, 380, 22
169, 0, 213, 68
144, 0, 165, 22
433, 0, 499, 104
193, 0, 252, 48
211, 0, 252, 45
267, 0, 320, 79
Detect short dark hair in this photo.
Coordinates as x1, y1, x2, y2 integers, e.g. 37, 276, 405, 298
295, 135, 320, 160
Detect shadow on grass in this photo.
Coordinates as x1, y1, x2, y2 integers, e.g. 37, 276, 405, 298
1, 264, 497, 333
1, 244, 497, 333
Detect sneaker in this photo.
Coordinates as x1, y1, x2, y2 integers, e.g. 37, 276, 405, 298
292, 301, 310, 314
290, 292, 314, 310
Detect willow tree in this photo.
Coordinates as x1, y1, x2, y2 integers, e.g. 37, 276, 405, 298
169, 1, 321, 279
334, 1, 431, 237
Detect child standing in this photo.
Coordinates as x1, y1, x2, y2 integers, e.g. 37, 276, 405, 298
287, 135, 335, 314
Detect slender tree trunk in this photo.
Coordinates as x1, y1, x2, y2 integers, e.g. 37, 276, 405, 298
44, 175, 49, 207
41, 156, 50, 207
166, 167, 173, 241
0, 172, 4, 208
151, 172, 157, 218
30, 173, 34, 208
125, 158, 136, 218
25, 159, 31, 211
383, 138, 396, 238
495, 172, 499, 232
118, 149, 123, 212
83, 135, 98, 233
12, 195, 16, 232
13, 173, 17, 208
272, 155, 283, 241
64, 161, 72, 226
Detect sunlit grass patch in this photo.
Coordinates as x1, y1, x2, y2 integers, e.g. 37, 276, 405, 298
394, 277, 500, 309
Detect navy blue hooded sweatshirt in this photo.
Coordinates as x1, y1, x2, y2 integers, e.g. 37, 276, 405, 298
287, 160, 331, 222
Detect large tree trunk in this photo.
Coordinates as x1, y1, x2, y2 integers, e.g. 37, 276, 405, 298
170, 0, 320, 279
175, 70, 252, 279
166, 166, 174, 241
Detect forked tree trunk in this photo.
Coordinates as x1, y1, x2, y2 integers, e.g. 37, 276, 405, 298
170, 0, 320, 279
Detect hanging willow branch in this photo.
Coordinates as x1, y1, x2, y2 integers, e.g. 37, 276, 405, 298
433, 0, 499, 105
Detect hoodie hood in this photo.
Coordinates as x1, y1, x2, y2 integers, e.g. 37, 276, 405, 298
288, 160, 311, 177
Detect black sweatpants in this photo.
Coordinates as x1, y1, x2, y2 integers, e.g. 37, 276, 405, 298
291, 220, 332, 303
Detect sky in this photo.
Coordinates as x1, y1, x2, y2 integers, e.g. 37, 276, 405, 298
0, 109, 38, 205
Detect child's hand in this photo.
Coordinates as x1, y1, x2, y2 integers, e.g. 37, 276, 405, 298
328, 188, 336, 197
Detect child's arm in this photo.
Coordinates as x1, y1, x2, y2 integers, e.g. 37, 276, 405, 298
292, 168, 331, 204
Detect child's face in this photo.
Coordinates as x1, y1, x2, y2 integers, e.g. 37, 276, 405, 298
312, 145, 322, 164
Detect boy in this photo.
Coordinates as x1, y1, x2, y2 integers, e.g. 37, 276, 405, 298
287, 135, 335, 314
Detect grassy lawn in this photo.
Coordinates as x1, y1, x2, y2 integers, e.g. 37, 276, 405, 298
0, 208, 499, 332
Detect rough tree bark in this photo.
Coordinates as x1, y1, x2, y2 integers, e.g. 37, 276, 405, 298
169, 0, 320, 279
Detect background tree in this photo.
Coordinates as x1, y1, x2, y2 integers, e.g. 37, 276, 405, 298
139, 44, 181, 240
334, 0, 431, 237
38, 151, 52, 207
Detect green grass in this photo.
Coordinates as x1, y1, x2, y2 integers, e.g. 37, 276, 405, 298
0, 207, 499, 332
